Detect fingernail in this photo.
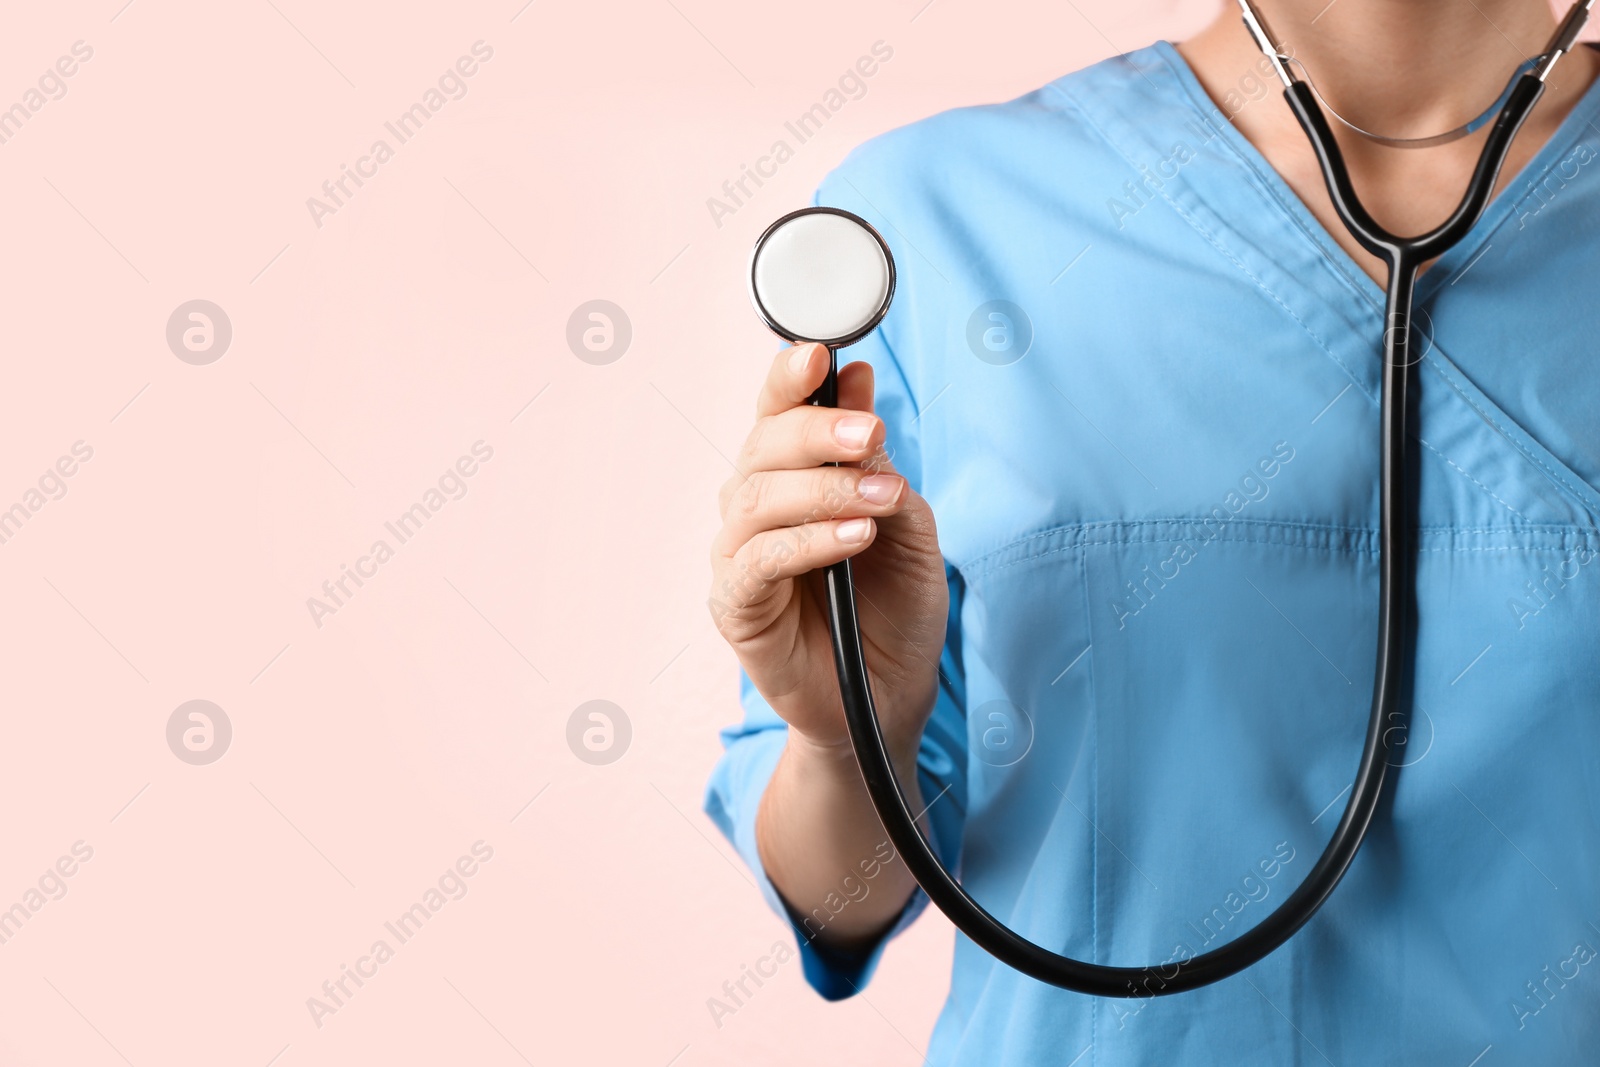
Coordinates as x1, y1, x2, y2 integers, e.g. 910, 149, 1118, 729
837, 518, 873, 544
834, 416, 875, 450
788, 345, 815, 374
857, 474, 903, 505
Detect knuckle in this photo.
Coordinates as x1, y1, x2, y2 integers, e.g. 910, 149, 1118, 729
744, 527, 802, 580
732, 473, 768, 521
739, 413, 784, 472
727, 534, 759, 575
861, 441, 894, 475
707, 562, 757, 626
805, 410, 837, 455
720, 539, 771, 595
811, 468, 853, 522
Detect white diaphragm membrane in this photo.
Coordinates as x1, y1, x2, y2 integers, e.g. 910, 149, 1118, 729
752, 211, 891, 344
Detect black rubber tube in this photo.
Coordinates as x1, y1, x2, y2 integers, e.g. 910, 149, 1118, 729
817, 73, 1546, 995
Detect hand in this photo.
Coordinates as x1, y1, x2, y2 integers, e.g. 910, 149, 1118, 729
709, 343, 948, 760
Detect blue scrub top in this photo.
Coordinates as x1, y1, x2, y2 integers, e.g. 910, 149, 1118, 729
706, 41, 1600, 1065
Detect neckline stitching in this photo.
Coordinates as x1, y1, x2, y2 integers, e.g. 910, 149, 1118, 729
1144, 38, 1600, 519
1052, 71, 1379, 407
1151, 38, 1600, 304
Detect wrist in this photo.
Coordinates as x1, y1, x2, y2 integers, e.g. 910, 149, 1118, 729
787, 721, 922, 774
785, 725, 924, 806
783, 727, 860, 774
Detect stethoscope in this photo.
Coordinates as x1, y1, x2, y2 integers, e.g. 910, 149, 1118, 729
746, 0, 1594, 997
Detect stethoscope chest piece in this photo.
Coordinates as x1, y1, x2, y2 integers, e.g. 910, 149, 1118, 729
749, 207, 896, 348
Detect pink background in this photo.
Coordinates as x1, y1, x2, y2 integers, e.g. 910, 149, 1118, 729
0, 2, 1219, 1064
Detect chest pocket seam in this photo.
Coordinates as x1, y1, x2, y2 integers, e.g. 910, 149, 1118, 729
955, 518, 1588, 590
1416, 435, 1530, 521
1423, 355, 1600, 523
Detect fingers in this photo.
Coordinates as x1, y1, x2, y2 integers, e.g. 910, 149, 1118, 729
733, 403, 885, 478
757, 343, 830, 418
757, 344, 877, 418
714, 345, 898, 618
712, 516, 880, 614
837, 359, 875, 415
715, 466, 908, 553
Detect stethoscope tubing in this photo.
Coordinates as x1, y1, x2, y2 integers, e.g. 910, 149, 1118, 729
818, 70, 1548, 994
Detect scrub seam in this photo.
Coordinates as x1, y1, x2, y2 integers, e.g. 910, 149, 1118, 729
1149, 197, 1375, 406
1424, 357, 1600, 521
958, 516, 1571, 562
1148, 40, 1600, 524
965, 533, 1373, 583
957, 521, 1596, 587
1079, 542, 1101, 1063
1057, 76, 1371, 408
966, 517, 1572, 536
1153, 42, 1383, 319
1162, 49, 1558, 521
1076, 52, 1584, 536
1417, 51, 1600, 304
1415, 435, 1528, 520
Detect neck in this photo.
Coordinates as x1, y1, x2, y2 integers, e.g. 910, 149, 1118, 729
1253, 0, 1566, 135
1178, 1, 1598, 281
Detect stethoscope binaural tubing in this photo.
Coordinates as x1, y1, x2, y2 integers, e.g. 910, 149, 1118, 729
818, 6, 1582, 997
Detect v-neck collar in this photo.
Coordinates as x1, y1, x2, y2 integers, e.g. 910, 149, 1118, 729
1056, 41, 1600, 526
1150, 39, 1600, 310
